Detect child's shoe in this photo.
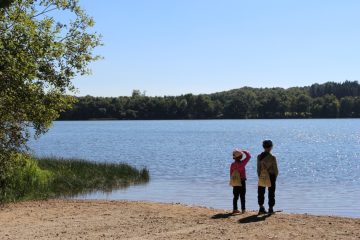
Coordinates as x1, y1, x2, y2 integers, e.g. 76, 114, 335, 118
232, 210, 241, 214
268, 207, 274, 214
241, 209, 246, 214
258, 206, 267, 214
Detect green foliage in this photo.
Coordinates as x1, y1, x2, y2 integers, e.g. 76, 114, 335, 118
340, 97, 355, 118
1, 153, 52, 202
1, 154, 149, 202
0, 0, 101, 198
36, 156, 149, 197
0, 0, 101, 150
60, 81, 360, 120
309, 81, 360, 98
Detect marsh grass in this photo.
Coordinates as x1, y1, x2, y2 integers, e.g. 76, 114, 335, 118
2, 154, 149, 202
37, 156, 150, 197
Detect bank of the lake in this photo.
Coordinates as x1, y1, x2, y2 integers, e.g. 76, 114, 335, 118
0, 200, 359, 240
3, 155, 149, 202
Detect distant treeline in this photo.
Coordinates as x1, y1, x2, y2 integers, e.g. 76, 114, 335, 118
59, 81, 360, 120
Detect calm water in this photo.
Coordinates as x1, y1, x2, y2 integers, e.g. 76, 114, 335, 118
29, 120, 360, 218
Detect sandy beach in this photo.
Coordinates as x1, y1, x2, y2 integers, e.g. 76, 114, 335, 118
0, 200, 359, 240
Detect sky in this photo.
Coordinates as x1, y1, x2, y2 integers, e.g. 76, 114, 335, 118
72, 0, 360, 97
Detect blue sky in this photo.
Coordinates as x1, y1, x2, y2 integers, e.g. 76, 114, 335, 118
73, 0, 360, 96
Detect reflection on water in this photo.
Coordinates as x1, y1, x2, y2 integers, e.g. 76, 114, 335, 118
30, 119, 360, 218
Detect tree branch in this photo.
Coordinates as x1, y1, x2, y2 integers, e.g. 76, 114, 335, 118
31, 6, 57, 19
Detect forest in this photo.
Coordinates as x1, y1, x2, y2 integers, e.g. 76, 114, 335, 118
59, 81, 360, 120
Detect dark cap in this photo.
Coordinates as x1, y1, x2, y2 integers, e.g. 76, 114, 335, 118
263, 140, 273, 148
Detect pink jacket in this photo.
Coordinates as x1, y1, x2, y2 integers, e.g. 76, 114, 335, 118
230, 151, 251, 180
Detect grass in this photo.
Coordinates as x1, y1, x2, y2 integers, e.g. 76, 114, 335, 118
2, 154, 149, 202
37, 156, 150, 197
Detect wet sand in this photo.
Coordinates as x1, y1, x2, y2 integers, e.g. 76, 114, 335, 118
0, 200, 359, 239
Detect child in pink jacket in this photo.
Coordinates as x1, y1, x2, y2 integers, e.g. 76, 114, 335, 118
230, 149, 251, 213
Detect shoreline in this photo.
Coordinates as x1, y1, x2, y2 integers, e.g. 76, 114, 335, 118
1, 200, 359, 239
75, 198, 360, 219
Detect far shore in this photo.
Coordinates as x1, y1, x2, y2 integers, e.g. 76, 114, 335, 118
1, 200, 359, 240
54, 118, 360, 121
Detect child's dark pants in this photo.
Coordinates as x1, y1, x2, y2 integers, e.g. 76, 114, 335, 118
233, 180, 246, 211
258, 175, 277, 208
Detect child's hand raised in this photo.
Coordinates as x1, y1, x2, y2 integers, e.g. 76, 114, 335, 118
242, 150, 251, 157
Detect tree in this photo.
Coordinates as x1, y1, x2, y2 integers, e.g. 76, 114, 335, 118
340, 97, 354, 118
322, 95, 340, 118
310, 97, 325, 118
353, 97, 360, 117
222, 89, 258, 119
0, 0, 101, 199
132, 90, 142, 98
224, 96, 248, 118
292, 94, 312, 117
58, 81, 360, 120
176, 98, 188, 118
311, 95, 340, 118
194, 95, 215, 119
257, 89, 290, 118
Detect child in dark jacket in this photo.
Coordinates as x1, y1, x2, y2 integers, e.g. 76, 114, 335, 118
257, 140, 279, 214
230, 149, 251, 214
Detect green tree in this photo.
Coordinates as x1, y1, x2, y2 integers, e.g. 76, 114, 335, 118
291, 94, 312, 117
224, 96, 248, 118
310, 97, 325, 118
0, 0, 101, 199
194, 95, 215, 119
353, 97, 360, 117
257, 89, 290, 118
177, 98, 188, 118
322, 95, 340, 118
311, 95, 340, 118
340, 97, 354, 117
132, 90, 142, 98
58, 81, 360, 120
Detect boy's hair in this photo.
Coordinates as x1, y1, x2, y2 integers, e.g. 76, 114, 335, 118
262, 140, 273, 148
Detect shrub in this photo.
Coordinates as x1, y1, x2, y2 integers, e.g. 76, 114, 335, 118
1, 153, 52, 202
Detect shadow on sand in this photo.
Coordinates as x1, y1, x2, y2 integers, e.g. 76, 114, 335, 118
238, 213, 272, 224
211, 212, 273, 222
211, 212, 234, 219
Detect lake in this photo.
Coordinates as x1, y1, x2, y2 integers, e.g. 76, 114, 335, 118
29, 119, 360, 218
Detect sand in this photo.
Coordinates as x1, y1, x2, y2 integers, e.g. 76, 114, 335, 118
0, 200, 359, 240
